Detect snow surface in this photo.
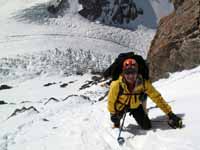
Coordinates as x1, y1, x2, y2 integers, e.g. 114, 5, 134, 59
1, 65, 200, 150
1, 0, 200, 150
0, 0, 156, 59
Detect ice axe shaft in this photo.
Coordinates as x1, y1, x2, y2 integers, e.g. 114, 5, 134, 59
117, 108, 127, 145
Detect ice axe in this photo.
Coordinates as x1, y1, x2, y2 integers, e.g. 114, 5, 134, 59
117, 108, 127, 145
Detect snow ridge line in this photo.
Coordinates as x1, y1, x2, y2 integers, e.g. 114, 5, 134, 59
7, 106, 40, 119
0, 33, 131, 49
0, 31, 148, 54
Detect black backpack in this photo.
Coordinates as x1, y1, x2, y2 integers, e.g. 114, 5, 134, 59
103, 52, 149, 81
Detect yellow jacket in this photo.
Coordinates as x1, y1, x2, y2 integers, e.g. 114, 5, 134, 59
107, 75, 172, 114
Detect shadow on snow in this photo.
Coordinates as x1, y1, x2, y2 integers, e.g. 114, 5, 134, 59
11, 2, 69, 24
124, 113, 185, 136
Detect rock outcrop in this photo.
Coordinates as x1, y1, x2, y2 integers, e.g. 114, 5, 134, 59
0, 84, 12, 90
79, 0, 143, 24
78, 0, 105, 20
47, 0, 143, 26
47, 0, 70, 15
147, 0, 200, 81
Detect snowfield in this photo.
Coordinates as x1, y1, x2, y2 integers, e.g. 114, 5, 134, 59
1, 0, 200, 150
1, 66, 200, 150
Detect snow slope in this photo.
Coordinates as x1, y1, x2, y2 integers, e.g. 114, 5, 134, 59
1, 0, 200, 150
1, 66, 200, 150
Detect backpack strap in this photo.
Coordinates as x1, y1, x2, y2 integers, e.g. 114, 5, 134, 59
114, 80, 147, 112
138, 78, 147, 102
114, 84, 129, 112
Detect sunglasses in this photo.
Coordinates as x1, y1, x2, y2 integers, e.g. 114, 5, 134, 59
123, 68, 138, 75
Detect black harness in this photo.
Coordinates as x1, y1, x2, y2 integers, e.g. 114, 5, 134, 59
114, 82, 147, 112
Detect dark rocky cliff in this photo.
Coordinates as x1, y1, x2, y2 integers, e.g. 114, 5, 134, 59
79, 0, 143, 24
147, 0, 200, 81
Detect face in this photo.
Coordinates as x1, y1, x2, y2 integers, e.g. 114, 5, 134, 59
123, 72, 137, 84
122, 58, 138, 84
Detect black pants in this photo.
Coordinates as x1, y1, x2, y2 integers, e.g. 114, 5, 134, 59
110, 105, 152, 130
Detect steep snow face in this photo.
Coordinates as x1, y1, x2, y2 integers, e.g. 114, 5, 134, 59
0, 0, 200, 149
0, 66, 200, 150
148, 0, 174, 22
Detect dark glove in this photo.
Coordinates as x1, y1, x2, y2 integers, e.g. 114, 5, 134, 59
168, 112, 183, 129
110, 113, 123, 127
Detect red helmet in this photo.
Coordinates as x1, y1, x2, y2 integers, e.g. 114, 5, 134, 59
122, 58, 137, 70
122, 58, 138, 74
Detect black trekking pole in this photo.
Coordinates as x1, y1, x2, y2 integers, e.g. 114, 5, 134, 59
117, 108, 127, 145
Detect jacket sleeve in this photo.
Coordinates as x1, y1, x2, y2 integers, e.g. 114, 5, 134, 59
145, 80, 172, 114
107, 81, 120, 114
